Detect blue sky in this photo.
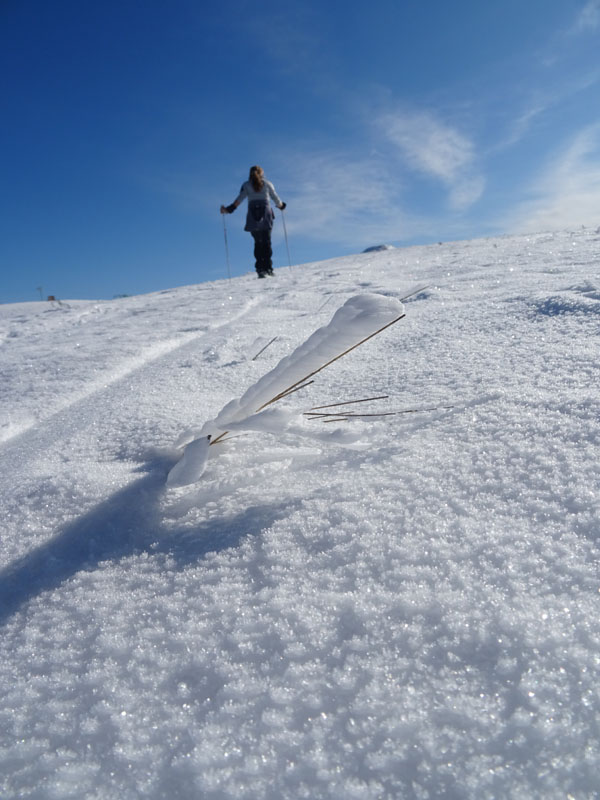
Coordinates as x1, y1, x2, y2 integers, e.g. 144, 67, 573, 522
2, 0, 599, 303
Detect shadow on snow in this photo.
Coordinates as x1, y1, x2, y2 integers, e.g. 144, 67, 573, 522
0, 458, 297, 627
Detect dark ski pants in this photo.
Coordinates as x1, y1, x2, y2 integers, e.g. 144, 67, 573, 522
251, 231, 273, 275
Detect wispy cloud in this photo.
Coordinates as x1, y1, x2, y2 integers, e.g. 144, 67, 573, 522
375, 110, 484, 211
491, 70, 600, 154
447, 175, 486, 212
570, 0, 600, 33
379, 111, 473, 182
503, 122, 600, 232
267, 105, 489, 250
274, 149, 423, 248
493, 103, 548, 150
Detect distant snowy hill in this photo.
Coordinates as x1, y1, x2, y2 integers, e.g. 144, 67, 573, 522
1, 229, 600, 799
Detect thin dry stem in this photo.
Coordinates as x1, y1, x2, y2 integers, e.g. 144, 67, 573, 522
307, 412, 399, 419
251, 336, 278, 361
399, 286, 428, 302
257, 314, 405, 412
305, 404, 454, 421
210, 433, 248, 445
272, 380, 315, 402
209, 431, 230, 446
309, 395, 389, 411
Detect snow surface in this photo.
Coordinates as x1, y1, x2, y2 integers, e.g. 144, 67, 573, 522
1, 229, 600, 799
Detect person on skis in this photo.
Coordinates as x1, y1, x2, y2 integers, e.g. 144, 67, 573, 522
220, 166, 286, 278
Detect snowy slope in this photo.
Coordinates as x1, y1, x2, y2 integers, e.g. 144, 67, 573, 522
1, 229, 600, 799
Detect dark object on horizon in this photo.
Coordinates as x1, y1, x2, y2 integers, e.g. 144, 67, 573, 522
47, 295, 69, 308
362, 244, 395, 253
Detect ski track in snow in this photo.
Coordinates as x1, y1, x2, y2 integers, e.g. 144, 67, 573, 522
1, 230, 600, 799
0, 291, 263, 445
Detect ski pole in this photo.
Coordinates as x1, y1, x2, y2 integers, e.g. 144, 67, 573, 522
281, 209, 292, 269
222, 213, 232, 281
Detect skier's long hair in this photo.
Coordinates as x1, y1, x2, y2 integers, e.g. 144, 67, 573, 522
249, 165, 265, 192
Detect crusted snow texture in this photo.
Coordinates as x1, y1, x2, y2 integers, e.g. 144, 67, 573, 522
3, 231, 600, 800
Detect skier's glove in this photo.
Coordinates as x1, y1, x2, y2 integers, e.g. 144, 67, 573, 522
279, 202, 287, 210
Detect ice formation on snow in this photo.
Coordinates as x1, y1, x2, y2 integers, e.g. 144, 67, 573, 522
167, 294, 404, 486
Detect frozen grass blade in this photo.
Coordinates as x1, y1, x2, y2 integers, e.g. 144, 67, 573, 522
257, 313, 405, 412
168, 295, 409, 486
